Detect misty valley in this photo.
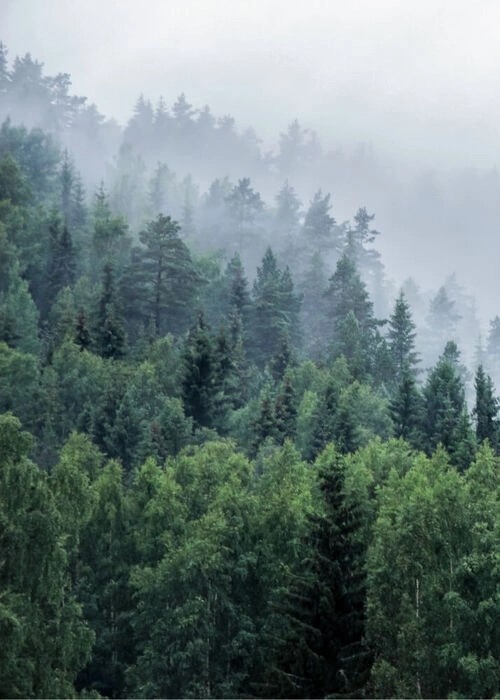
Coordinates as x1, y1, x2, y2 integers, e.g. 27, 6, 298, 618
0, 41, 498, 699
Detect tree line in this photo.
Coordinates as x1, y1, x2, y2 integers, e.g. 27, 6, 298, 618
0, 82, 498, 698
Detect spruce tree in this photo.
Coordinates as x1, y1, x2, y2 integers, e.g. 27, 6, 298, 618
138, 213, 200, 336
271, 445, 368, 698
46, 213, 76, 311
473, 365, 498, 447
274, 374, 297, 443
387, 291, 419, 381
274, 180, 301, 235
250, 248, 301, 366
390, 368, 424, 448
324, 254, 377, 377
182, 313, 216, 429
95, 263, 125, 359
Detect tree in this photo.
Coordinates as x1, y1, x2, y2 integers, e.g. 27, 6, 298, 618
426, 286, 461, 361
0, 413, 93, 697
76, 460, 134, 698
473, 365, 498, 447
387, 291, 419, 382
423, 345, 470, 461
91, 183, 130, 275
324, 254, 378, 377
390, 368, 424, 448
486, 315, 500, 382
46, 212, 76, 311
249, 247, 301, 366
94, 263, 125, 359
303, 189, 342, 255
138, 213, 200, 336
182, 313, 217, 429
270, 445, 369, 697
274, 180, 301, 236
225, 177, 264, 251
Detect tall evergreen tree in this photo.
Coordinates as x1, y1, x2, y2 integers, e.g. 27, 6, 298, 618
46, 212, 76, 313
182, 313, 216, 429
138, 213, 200, 336
303, 189, 342, 255
95, 263, 125, 359
250, 247, 301, 366
473, 365, 498, 447
270, 445, 369, 698
324, 254, 378, 377
274, 180, 301, 236
387, 291, 419, 381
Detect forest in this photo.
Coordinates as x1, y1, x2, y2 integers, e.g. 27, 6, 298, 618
0, 42, 498, 699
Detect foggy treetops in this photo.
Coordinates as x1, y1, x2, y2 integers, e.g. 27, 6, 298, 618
0, 40, 498, 699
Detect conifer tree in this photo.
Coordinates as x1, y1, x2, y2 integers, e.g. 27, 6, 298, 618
138, 213, 200, 336
274, 374, 297, 443
182, 313, 216, 429
250, 247, 300, 366
324, 254, 378, 377
303, 189, 342, 254
387, 291, 419, 381
75, 308, 91, 351
473, 365, 498, 447
252, 390, 278, 452
46, 212, 76, 311
271, 445, 368, 698
95, 263, 125, 359
389, 368, 424, 448
274, 180, 301, 235
423, 345, 468, 459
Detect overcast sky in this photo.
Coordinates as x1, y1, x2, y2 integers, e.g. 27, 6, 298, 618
2, 0, 500, 167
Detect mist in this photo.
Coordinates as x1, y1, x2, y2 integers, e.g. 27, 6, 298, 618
2, 0, 500, 332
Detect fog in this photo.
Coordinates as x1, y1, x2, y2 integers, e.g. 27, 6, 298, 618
2, 0, 500, 329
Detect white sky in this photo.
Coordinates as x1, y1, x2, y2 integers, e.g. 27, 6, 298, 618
2, 0, 500, 166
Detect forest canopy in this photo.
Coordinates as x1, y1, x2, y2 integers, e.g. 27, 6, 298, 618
0, 41, 498, 699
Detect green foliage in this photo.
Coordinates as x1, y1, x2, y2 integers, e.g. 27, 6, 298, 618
0, 413, 93, 698
137, 213, 201, 336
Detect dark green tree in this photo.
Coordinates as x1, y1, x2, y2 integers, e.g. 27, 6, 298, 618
389, 368, 424, 448
95, 263, 125, 359
473, 364, 498, 447
182, 313, 216, 429
324, 254, 378, 377
46, 212, 76, 311
138, 213, 200, 336
250, 247, 301, 365
387, 291, 419, 381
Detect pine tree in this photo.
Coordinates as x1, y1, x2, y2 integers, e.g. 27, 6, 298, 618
303, 189, 342, 254
324, 254, 378, 377
95, 263, 125, 359
138, 213, 200, 336
274, 180, 301, 235
271, 445, 369, 698
275, 374, 297, 443
252, 390, 278, 453
423, 346, 468, 459
224, 252, 251, 319
387, 291, 419, 381
473, 365, 498, 447
91, 183, 130, 274
486, 315, 500, 382
390, 368, 424, 448
75, 308, 91, 351
182, 313, 216, 429
250, 247, 301, 366
46, 212, 76, 311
